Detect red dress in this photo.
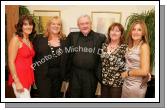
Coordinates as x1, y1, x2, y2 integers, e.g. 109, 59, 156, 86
8, 36, 35, 89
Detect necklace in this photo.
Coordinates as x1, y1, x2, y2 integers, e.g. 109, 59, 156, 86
127, 40, 143, 53
108, 43, 119, 53
48, 42, 56, 56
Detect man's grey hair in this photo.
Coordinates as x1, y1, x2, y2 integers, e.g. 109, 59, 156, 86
77, 14, 92, 24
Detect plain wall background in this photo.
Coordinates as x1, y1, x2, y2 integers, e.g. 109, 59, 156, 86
26, 5, 154, 35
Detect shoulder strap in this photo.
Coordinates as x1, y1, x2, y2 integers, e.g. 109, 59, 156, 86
138, 40, 144, 47
16, 35, 23, 43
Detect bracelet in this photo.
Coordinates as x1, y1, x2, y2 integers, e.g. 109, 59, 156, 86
127, 70, 130, 76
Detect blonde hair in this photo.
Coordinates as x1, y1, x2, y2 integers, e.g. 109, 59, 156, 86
44, 16, 65, 39
127, 20, 148, 48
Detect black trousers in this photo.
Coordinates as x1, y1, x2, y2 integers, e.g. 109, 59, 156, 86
69, 68, 97, 98
101, 84, 122, 98
35, 75, 62, 98
35, 75, 51, 98
50, 77, 62, 98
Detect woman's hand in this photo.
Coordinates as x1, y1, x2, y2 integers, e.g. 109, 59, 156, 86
121, 71, 128, 79
95, 82, 101, 97
61, 81, 69, 92
140, 73, 151, 88
61, 81, 69, 97
15, 81, 24, 93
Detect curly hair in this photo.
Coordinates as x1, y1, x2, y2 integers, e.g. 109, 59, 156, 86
15, 15, 36, 39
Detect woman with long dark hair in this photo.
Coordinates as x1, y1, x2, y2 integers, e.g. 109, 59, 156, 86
8, 15, 36, 98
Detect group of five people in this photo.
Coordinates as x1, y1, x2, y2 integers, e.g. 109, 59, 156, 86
8, 14, 151, 98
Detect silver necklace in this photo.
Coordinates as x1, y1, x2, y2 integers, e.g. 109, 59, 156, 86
127, 40, 143, 53
48, 42, 56, 56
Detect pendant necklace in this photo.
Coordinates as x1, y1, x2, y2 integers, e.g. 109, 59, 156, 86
48, 41, 56, 56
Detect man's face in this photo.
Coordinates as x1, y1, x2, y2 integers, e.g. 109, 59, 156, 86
78, 17, 91, 36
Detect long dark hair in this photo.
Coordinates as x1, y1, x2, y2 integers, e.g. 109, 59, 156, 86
15, 15, 36, 40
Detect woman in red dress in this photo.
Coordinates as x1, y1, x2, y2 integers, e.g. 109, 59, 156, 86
8, 15, 36, 98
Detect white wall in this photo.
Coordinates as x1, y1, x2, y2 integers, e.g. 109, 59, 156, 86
26, 5, 154, 35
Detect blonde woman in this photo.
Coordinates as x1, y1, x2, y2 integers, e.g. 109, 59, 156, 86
33, 16, 67, 97
121, 20, 150, 98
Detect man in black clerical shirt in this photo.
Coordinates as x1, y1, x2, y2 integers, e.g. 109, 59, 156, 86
64, 15, 106, 98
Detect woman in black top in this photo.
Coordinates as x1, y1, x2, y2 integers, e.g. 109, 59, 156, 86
100, 23, 127, 98
33, 16, 67, 98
